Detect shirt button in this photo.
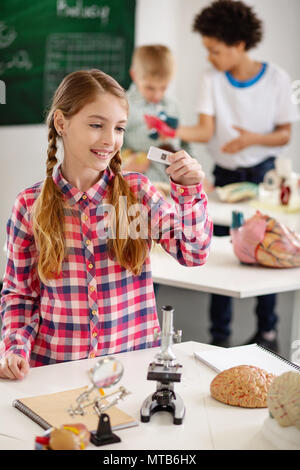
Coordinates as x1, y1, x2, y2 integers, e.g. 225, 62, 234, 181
83, 215, 88, 222
82, 194, 87, 200
86, 239, 91, 246
88, 263, 93, 269
92, 332, 97, 338
89, 352, 95, 358
90, 286, 95, 292
178, 188, 185, 194
92, 309, 97, 315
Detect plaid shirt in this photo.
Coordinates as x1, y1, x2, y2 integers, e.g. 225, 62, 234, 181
0, 166, 212, 367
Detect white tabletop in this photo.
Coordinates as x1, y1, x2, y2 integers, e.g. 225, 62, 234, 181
207, 191, 300, 232
151, 236, 300, 298
0, 341, 276, 450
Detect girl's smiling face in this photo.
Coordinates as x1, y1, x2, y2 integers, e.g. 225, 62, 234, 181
54, 92, 127, 186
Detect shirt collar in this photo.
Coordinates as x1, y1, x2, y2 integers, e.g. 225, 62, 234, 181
53, 164, 112, 206
225, 62, 268, 88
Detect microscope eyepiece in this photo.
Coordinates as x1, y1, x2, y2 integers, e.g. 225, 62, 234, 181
161, 305, 174, 311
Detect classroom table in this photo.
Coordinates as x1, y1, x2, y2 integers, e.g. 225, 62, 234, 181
207, 190, 300, 232
150, 236, 300, 359
0, 341, 279, 450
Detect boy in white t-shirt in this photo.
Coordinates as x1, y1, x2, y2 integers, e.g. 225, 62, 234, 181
175, 0, 299, 351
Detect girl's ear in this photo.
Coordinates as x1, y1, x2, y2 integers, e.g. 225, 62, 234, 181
54, 109, 67, 136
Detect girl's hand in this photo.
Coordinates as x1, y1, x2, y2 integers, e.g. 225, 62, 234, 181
221, 126, 258, 154
0, 353, 30, 380
166, 150, 205, 186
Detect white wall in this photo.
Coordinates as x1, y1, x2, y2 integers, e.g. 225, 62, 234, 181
0, 125, 47, 276
1, 0, 300, 276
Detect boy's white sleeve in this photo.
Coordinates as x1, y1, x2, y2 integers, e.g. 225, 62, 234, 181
195, 70, 215, 116
274, 70, 300, 125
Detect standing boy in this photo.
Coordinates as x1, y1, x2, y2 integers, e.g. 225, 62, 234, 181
123, 44, 191, 186
174, 0, 299, 351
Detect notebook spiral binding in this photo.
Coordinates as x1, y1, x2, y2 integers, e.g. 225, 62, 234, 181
12, 399, 52, 430
256, 344, 300, 372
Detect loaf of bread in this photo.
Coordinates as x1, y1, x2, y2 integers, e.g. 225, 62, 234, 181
210, 365, 276, 408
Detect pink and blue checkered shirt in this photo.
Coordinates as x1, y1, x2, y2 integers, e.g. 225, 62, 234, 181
0, 166, 212, 367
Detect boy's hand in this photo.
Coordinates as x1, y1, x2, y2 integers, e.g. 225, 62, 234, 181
166, 150, 205, 186
222, 126, 258, 154
0, 353, 30, 380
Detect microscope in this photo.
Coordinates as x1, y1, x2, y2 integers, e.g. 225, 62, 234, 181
140, 305, 185, 424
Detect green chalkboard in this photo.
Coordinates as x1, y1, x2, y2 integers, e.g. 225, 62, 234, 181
0, 0, 136, 125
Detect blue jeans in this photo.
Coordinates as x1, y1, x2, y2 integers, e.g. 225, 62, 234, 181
210, 157, 278, 341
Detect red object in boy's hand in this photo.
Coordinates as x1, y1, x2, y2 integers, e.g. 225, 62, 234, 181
144, 114, 176, 138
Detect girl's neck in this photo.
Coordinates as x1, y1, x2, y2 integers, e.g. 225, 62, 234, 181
228, 55, 261, 82
61, 160, 103, 192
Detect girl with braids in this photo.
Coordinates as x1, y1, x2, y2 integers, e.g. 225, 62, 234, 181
0, 69, 212, 380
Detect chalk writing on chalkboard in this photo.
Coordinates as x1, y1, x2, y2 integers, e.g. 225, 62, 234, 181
0, 51, 33, 76
0, 80, 6, 104
0, 0, 136, 125
57, 0, 110, 24
0, 22, 33, 76
44, 33, 125, 107
0, 21, 17, 48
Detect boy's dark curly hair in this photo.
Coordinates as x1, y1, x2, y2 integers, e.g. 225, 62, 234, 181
193, 0, 263, 50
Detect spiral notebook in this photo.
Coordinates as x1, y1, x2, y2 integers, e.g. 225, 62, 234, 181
12, 385, 138, 432
193, 343, 300, 375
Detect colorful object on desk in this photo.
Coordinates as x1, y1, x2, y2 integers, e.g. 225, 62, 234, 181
67, 356, 129, 447
262, 372, 300, 450
35, 423, 90, 450
231, 211, 245, 229
144, 111, 178, 139
230, 210, 300, 268
216, 182, 258, 202
280, 178, 292, 206
258, 158, 300, 210
35, 434, 51, 450
210, 365, 275, 408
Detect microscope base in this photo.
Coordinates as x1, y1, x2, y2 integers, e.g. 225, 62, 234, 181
140, 387, 185, 425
